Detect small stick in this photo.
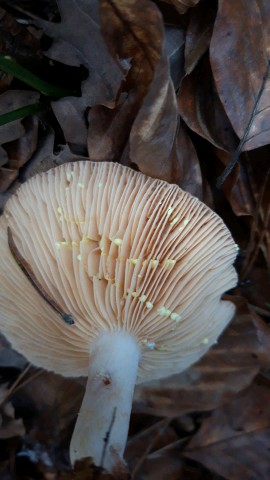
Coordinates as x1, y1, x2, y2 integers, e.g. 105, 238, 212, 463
7, 226, 74, 325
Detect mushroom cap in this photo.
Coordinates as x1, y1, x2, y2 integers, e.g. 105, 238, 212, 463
0, 161, 237, 383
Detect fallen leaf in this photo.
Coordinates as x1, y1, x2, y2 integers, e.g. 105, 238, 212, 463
100, 0, 162, 92
3, 116, 39, 169
33, 0, 122, 106
236, 267, 270, 313
126, 419, 177, 472
129, 47, 178, 182
0, 345, 27, 370
0, 413, 25, 439
210, 0, 270, 151
184, 384, 270, 480
0, 6, 42, 61
239, 161, 270, 275
59, 458, 128, 479
88, 0, 164, 163
51, 97, 87, 147
0, 167, 18, 193
0, 90, 40, 144
184, 0, 216, 75
178, 54, 238, 151
21, 126, 87, 181
165, 25, 185, 89
132, 445, 184, 480
169, 120, 202, 199
214, 149, 255, 217
133, 297, 270, 417
0, 146, 8, 167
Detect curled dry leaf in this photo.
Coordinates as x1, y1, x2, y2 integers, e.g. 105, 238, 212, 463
32, 0, 122, 106
3, 116, 39, 170
210, 0, 270, 151
213, 149, 254, 217
129, 47, 178, 182
165, 25, 185, 89
184, 384, 270, 480
88, 0, 164, 163
178, 55, 238, 151
134, 296, 270, 417
184, 0, 216, 75
51, 97, 87, 147
100, 0, 162, 92
169, 120, 202, 199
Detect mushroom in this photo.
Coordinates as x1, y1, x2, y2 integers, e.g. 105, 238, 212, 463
0, 161, 237, 473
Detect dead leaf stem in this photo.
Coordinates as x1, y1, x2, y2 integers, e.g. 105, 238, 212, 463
217, 60, 270, 187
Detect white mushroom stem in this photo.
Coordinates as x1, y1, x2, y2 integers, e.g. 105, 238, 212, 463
70, 331, 140, 472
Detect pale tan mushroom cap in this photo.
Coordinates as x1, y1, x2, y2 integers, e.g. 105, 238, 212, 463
0, 161, 237, 382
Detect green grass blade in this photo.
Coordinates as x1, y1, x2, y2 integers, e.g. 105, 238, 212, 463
0, 55, 76, 98
0, 102, 49, 126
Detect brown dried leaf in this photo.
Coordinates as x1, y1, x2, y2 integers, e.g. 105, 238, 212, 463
0, 413, 25, 439
236, 268, 270, 313
51, 97, 87, 147
132, 446, 184, 480
129, 47, 178, 182
165, 26, 185, 90
11, 370, 84, 457
59, 458, 128, 480
170, 120, 202, 198
241, 166, 270, 276
33, 0, 122, 106
3, 116, 39, 170
210, 0, 270, 151
126, 419, 177, 472
178, 55, 238, 151
0, 90, 40, 145
0, 385, 25, 439
214, 149, 255, 217
21, 127, 87, 181
184, 384, 270, 480
0, 167, 18, 193
184, 0, 216, 74
88, 0, 164, 163
0, 146, 8, 167
100, 0, 162, 92
0, 6, 42, 60
160, 0, 201, 16
134, 297, 270, 417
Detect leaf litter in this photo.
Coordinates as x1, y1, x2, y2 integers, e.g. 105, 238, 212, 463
0, 1, 270, 479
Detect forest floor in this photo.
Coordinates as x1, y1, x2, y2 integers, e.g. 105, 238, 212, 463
0, 1, 270, 479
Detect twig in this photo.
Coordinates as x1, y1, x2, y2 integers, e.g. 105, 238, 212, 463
8, 227, 75, 325
216, 60, 270, 188
131, 418, 172, 479
1, 363, 43, 405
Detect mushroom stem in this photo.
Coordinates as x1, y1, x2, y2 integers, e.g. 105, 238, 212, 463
70, 331, 140, 472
